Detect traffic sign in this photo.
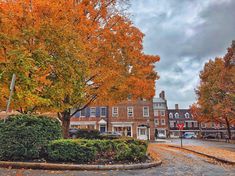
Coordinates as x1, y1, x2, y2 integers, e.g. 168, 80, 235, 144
177, 123, 184, 130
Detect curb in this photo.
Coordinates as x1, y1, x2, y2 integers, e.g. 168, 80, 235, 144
0, 160, 162, 171
168, 145, 235, 165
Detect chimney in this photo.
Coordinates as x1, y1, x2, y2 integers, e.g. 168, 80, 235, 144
232, 40, 235, 48
175, 104, 179, 110
159, 91, 165, 100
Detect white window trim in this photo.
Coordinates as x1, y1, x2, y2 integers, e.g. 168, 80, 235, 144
170, 121, 174, 127
127, 106, 134, 117
80, 109, 86, 117
188, 122, 192, 127
143, 106, 149, 117
160, 110, 165, 116
154, 110, 158, 117
169, 113, 173, 119
201, 122, 206, 128
154, 119, 159, 126
185, 113, 190, 119
112, 107, 119, 117
90, 107, 96, 117
175, 113, 179, 118
100, 107, 107, 117
161, 119, 166, 125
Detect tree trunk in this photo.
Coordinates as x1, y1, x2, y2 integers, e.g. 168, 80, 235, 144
225, 116, 231, 140
61, 111, 71, 139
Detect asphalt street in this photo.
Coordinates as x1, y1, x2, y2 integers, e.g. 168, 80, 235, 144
0, 140, 234, 176
164, 139, 235, 152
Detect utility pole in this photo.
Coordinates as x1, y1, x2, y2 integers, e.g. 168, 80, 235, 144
4, 74, 16, 123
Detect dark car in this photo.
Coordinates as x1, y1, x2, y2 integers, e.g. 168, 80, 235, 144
68, 128, 79, 138
100, 131, 122, 139
203, 134, 217, 139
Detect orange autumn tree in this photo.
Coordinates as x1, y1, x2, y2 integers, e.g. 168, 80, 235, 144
0, 0, 159, 138
192, 42, 235, 139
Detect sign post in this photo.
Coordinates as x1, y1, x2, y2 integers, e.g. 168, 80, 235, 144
4, 74, 16, 123
177, 123, 184, 148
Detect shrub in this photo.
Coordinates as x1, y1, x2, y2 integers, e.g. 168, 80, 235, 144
47, 139, 96, 163
47, 138, 147, 163
0, 114, 62, 161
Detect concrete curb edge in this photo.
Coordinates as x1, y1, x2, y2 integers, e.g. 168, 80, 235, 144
169, 145, 235, 165
0, 160, 162, 171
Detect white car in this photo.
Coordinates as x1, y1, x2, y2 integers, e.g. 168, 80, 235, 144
183, 132, 197, 139
158, 133, 166, 139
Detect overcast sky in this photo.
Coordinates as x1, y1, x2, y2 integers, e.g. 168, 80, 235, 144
129, 0, 235, 109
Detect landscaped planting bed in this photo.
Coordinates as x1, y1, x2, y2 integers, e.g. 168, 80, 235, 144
0, 115, 149, 165
47, 138, 148, 164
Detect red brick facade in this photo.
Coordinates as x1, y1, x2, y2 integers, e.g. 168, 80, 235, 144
70, 99, 155, 141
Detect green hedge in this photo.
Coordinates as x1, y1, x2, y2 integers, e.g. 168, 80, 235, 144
71, 129, 101, 139
47, 139, 96, 163
0, 114, 62, 161
47, 138, 147, 163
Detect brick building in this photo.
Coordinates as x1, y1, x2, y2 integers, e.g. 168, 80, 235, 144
153, 91, 169, 138
168, 104, 199, 137
70, 99, 155, 140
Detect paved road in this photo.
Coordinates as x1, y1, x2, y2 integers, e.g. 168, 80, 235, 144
163, 139, 235, 152
1, 144, 234, 176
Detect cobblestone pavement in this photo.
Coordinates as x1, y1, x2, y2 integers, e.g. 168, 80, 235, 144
0, 145, 234, 176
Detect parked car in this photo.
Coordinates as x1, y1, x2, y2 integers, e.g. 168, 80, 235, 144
68, 128, 78, 138
203, 133, 217, 139
157, 133, 166, 139
100, 131, 122, 138
183, 132, 197, 139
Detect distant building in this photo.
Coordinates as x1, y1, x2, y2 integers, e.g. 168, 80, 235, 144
168, 104, 199, 137
153, 91, 169, 138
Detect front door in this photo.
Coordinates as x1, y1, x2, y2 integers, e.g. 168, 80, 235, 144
137, 127, 148, 140
100, 125, 106, 133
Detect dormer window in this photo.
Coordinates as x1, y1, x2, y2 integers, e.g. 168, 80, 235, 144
169, 113, 173, 119
185, 113, 190, 118
175, 113, 179, 118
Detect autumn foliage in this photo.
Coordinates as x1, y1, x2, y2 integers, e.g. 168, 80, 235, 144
191, 42, 235, 139
0, 0, 159, 137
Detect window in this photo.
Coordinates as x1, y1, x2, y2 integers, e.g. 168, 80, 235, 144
175, 113, 179, 118
194, 122, 198, 127
154, 119, 159, 126
80, 109, 86, 117
100, 107, 106, 117
170, 121, 175, 128
127, 107, 134, 117
201, 122, 206, 128
160, 110, 165, 116
211, 122, 215, 128
188, 122, 192, 127
185, 113, 190, 118
154, 110, 159, 116
90, 107, 96, 117
143, 106, 149, 117
140, 128, 146, 135
112, 107, 118, 117
161, 119, 165, 125
169, 113, 173, 119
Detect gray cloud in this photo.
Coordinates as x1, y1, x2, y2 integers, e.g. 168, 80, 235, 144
129, 0, 235, 108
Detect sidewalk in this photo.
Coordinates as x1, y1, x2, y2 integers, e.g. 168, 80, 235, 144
170, 145, 235, 164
